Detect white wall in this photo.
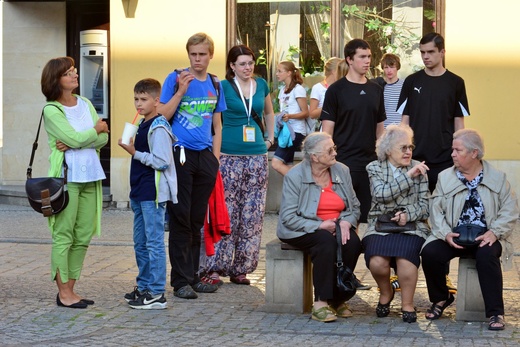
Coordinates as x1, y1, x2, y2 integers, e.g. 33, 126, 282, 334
1, 2, 66, 183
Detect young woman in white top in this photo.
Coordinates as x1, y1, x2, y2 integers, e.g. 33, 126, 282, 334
309, 57, 348, 123
272, 61, 309, 176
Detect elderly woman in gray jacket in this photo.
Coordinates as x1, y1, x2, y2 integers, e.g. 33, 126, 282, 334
363, 124, 430, 323
421, 129, 518, 330
277, 132, 361, 323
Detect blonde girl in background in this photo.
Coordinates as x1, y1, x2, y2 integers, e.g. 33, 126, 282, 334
272, 61, 309, 176
309, 57, 348, 122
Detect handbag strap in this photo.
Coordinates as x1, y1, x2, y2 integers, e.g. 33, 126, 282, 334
335, 220, 343, 268
27, 104, 68, 182
228, 79, 266, 134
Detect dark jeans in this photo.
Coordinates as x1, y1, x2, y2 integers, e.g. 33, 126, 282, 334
280, 228, 362, 305
421, 239, 504, 317
168, 147, 219, 290
349, 170, 371, 224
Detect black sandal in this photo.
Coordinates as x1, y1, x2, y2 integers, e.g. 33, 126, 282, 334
488, 315, 505, 330
402, 309, 417, 323
425, 293, 455, 320
376, 289, 395, 318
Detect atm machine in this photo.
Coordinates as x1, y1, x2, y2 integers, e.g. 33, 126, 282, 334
79, 29, 108, 119
79, 29, 110, 186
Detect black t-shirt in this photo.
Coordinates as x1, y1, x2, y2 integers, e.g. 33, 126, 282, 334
397, 69, 470, 167
321, 78, 386, 171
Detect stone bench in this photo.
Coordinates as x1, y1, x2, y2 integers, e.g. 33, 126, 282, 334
264, 239, 313, 313
455, 257, 486, 321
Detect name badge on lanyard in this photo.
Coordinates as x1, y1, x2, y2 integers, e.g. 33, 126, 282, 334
234, 78, 255, 142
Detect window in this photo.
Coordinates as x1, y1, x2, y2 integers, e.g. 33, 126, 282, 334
229, 0, 442, 82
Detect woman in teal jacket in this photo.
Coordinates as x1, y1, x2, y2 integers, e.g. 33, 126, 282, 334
41, 57, 109, 309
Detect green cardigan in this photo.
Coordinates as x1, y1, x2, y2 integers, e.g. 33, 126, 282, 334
43, 96, 109, 235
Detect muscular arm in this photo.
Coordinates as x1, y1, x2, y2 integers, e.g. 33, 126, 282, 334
321, 120, 335, 135
376, 121, 385, 139
454, 117, 465, 131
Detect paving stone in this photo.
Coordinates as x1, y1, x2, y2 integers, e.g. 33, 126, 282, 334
0, 205, 519, 346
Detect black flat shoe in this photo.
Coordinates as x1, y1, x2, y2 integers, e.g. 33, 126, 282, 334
376, 288, 395, 318
402, 309, 417, 323
56, 294, 88, 309
80, 298, 95, 305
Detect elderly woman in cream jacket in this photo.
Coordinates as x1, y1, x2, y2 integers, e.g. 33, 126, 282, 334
421, 129, 518, 331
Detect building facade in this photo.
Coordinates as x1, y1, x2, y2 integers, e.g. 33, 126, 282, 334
1, 0, 519, 209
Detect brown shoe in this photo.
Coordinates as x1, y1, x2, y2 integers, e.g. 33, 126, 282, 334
230, 274, 250, 285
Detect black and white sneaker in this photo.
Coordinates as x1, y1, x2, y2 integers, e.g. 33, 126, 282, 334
124, 286, 142, 303
128, 291, 167, 310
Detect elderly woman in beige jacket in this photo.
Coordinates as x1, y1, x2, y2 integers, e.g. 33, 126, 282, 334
421, 129, 519, 331
363, 124, 430, 323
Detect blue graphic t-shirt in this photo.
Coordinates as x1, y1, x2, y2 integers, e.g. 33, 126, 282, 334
160, 69, 227, 151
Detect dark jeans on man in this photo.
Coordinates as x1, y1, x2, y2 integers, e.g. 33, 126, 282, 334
349, 170, 371, 224
421, 239, 504, 317
168, 147, 219, 290
281, 228, 362, 305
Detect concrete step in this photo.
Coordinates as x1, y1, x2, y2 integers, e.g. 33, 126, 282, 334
0, 185, 113, 208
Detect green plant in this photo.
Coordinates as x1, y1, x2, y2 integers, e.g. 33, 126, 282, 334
284, 44, 322, 76
256, 49, 267, 67
342, 3, 421, 56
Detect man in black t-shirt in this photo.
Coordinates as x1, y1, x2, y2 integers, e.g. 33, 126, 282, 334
397, 32, 470, 193
397, 32, 469, 295
321, 39, 386, 224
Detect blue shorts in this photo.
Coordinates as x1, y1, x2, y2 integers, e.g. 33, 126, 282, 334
273, 132, 305, 164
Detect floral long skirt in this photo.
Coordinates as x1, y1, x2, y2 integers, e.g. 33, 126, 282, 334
203, 154, 268, 277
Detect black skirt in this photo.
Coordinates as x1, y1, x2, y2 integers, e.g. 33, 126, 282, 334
362, 233, 425, 269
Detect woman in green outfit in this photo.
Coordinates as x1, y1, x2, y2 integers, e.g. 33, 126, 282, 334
40, 57, 109, 308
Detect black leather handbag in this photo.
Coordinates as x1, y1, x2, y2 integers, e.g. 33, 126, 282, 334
375, 208, 416, 233
25, 106, 69, 217
335, 222, 357, 299
452, 224, 487, 247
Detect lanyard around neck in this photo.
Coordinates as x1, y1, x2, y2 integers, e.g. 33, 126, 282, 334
234, 77, 253, 125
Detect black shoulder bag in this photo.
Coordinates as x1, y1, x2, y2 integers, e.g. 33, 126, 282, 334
228, 79, 266, 134
25, 105, 69, 217
335, 221, 357, 299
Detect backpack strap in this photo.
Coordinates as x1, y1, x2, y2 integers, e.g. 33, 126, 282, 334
227, 79, 265, 134
172, 70, 220, 110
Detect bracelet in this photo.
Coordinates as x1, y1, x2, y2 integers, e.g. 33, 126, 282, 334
266, 139, 273, 146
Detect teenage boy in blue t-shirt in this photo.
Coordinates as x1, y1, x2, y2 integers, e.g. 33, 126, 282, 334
158, 32, 227, 299
119, 78, 178, 309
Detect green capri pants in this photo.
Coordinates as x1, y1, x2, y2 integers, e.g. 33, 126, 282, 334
50, 181, 98, 282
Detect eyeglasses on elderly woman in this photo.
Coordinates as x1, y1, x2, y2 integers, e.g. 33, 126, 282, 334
397, 144, 415, 153
315, 145, 337, 156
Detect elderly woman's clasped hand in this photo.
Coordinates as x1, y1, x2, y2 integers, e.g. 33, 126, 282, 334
446, 229, 498, 249
319, 219, 352, 245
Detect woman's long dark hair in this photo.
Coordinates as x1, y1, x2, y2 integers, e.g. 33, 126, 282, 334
225, 45, 256, 81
